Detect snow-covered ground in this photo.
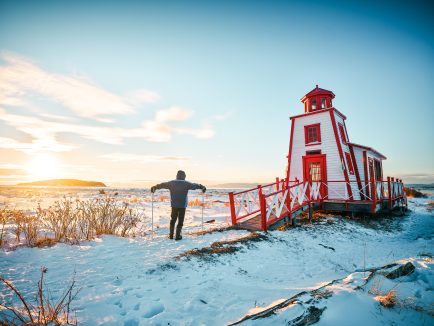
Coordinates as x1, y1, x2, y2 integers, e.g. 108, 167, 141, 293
0, 187, 433, 325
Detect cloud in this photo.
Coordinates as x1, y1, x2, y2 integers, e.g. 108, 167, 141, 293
0, 52, 217, 153
155, 106, 193, 122
175, 124, 215, 139
0, 167, 27, 176
0, 106, 215, 152
101, 153, 190, 163
211, 112, 232, 121
0, 136, 75, 153
0, 52, 159, 120
125, 89, 161, 105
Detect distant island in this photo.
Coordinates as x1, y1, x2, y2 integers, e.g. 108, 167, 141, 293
16, 179, 107, 187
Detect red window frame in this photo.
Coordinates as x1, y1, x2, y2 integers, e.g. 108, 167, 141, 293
304, 123, 321, 145
338, 123, 347, 144
345, 152, 355, 175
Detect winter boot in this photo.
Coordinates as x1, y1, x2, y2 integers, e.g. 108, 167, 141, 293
169, 225, 175, 240
175, 226, 182, 240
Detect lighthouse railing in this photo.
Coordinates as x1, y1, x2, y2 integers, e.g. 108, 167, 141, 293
260, 180, 313, 230
229, 178, 405, 230
228, 178, 292, 225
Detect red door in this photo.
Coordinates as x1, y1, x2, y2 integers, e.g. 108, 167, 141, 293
303, 154, 327, 199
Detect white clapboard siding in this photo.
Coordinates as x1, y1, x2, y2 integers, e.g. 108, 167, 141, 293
289, 110, 347, 199
334, 113, 360, 200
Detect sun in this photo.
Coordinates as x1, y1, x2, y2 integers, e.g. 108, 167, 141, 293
26, 155, 60, 180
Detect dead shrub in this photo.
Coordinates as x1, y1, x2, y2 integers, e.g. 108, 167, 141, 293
4, 196, 144, 248
10, 210, 27, 243
0, 206, 8, 246
38, 198, 77, 243
21, 214, 39, 247
0, 267, 79, 325
34, 237, 58, 248
369, 280, 399, 308
375, 289, 398, 308
80, 196, 141, 237
403, 187, 426, 198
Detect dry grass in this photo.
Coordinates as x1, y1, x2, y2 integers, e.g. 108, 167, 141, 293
403, 187, 426, 198
178, 232, 268, 261
1, 196, 143, 249
369, 279, 399, 308
375, 289, 398, 308
0, 206, 8, 246
34, 237, 58, 248
0, 267, 79, 325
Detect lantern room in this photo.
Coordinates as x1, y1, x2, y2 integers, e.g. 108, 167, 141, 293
301, 85, 335, 113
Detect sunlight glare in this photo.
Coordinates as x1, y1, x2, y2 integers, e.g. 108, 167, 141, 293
26, 155, 60, 180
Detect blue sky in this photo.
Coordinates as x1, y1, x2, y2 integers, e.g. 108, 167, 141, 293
0, 0, 433, 185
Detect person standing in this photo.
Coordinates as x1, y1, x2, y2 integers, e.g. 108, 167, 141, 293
151, 170, 206, 240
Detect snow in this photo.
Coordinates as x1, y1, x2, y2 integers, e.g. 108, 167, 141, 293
0, 186, 433, 325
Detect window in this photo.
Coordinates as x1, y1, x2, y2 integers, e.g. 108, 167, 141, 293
345, 152, 354, 175
311, 99, 317, 110
309, 162, 321, 181
338, 123, 347, 144
304, 124, 321, 145
321, 97, 326, 108
306, 150, 321, 155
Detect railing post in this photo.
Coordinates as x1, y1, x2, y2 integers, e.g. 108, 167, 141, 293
371, 175, 376, 213
286, 183, 292, 223
258, 186, 267, 231
391, 177, 395, 206
387, 177, 392, 211
228, 192, 236, 226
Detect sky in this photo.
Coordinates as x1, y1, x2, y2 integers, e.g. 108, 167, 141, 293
0, 0, 433, 186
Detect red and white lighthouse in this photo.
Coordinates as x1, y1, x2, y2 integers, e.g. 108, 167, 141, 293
286, 85, 386, 200
228, 85, 406, 231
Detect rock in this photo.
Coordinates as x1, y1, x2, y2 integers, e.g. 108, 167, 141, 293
385, 262, 415, 279
289, 306, 326, 326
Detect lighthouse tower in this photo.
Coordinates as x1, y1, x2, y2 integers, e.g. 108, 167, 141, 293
286, 85, 386, 200
228, 85, 404, 231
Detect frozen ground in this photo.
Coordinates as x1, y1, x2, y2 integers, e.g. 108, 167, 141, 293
0, 187, 433, 325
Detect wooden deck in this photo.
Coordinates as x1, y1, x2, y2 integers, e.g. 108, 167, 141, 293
230, 179, 406, 231
236, 199, 405, 231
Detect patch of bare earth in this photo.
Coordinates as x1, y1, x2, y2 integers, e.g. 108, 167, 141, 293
178, 232, 268, 261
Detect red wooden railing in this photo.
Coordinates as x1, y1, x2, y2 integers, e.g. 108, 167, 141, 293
228, 177, 406, 231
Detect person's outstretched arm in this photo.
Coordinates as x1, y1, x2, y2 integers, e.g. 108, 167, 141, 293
151, 181, 171, 193
187, 182, 206, 193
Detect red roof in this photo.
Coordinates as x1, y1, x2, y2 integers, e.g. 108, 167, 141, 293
301, 85, 335, 102
348, 142, 387, 160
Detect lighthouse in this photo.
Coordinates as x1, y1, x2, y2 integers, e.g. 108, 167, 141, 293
286, 85, 386, 200
228, 86, 405, 231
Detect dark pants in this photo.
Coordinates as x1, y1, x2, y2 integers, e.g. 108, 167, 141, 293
170, 207, 186, 237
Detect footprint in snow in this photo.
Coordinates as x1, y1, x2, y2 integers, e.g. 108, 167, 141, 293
143, 302, 165, 318
124, 319, 139, 326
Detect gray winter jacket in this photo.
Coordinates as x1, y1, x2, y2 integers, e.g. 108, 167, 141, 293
153, 176, 204, 208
